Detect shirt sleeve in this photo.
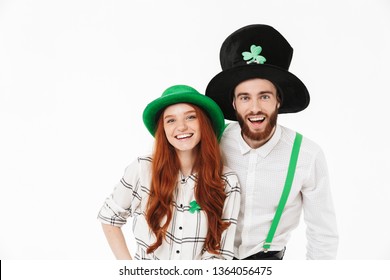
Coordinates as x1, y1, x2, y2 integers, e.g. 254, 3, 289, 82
201, 169, 241, 260
302, 148, 339, 259
97, 159, 143, 227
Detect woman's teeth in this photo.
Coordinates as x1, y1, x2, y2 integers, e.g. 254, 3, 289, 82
176, 133, 193, 139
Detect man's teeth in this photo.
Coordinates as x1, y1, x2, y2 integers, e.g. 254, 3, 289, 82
176, 133, 193, 139
249, 116, 265, 122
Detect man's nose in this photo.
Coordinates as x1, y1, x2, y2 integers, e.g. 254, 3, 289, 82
250, 100, 262, 113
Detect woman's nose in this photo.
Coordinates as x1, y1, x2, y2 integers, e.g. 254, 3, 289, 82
176, 120, 188, 131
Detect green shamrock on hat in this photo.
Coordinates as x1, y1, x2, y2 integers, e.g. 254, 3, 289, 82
242, 44, 266, 64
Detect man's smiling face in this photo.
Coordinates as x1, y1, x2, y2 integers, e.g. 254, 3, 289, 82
233, 78, 280, 148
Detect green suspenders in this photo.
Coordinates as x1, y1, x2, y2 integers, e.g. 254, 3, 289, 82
263, 132, 303, 252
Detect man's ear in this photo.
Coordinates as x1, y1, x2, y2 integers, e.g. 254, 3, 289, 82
277, 102, 280, 109
232, 100, 236, 110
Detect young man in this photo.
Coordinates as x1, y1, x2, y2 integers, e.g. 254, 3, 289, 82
206, 24, 338, 260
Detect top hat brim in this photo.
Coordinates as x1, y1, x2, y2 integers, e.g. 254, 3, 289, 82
142, 88, 225, 140
206, 64, 310, 121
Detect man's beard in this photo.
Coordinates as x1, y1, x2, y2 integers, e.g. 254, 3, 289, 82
236, 109, 278, 142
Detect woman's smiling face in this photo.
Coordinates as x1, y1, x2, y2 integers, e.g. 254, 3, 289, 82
163, 103, 201, 153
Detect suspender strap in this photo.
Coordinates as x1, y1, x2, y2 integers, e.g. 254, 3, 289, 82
263, 132, 303, 252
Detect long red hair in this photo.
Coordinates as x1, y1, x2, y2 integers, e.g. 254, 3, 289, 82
145, 104, 229, 255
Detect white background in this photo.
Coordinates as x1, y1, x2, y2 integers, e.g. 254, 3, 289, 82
1, 0, 389, 260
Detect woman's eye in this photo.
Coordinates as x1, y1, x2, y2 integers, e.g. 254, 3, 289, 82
187, 115, 197, 120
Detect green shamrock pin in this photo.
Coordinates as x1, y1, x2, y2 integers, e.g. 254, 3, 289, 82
189, 200, 201, 214
242, 44, 266, 64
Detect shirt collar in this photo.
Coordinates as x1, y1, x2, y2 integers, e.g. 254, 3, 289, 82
178, 171, 197, 184
238, 124, 282, 158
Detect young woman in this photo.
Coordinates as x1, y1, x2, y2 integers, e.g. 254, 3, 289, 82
98, 85, 240, 260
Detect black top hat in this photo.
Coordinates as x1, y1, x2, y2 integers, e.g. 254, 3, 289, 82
206, 24, 310, 121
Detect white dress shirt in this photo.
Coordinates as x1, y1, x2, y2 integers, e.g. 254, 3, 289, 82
220, 123, 338, 259
98, 156, 241, 260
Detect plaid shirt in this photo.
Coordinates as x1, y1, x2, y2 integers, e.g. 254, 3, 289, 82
98, 156, 241, 260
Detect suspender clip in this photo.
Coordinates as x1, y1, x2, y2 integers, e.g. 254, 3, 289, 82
263, 242, 271, 253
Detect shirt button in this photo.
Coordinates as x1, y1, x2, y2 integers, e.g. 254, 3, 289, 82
179, 226, 183, 230
180, 204, 183, 208
176, 250, 180, 254
181, 179, 185, 183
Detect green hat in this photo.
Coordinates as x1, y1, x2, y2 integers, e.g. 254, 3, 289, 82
142, 85, 225, 139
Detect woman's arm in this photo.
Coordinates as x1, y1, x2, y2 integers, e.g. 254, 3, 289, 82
102, 223, 133, 260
